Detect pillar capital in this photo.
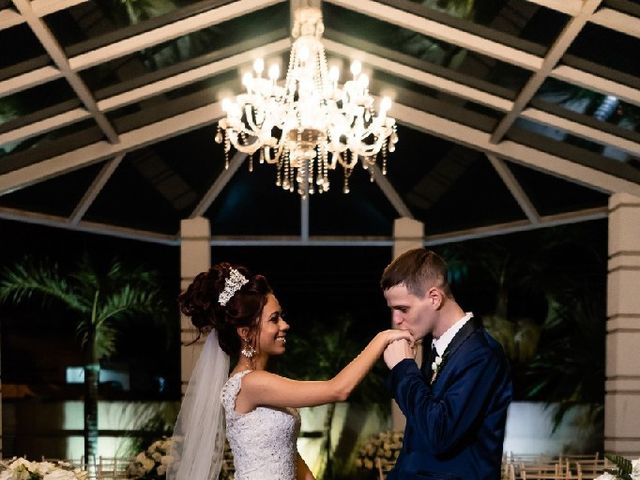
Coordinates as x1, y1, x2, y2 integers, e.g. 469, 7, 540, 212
393, 217, 424, 260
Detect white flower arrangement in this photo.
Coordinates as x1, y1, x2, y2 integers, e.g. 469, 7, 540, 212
126, 437, 175, 480
595, 456, 640, 480
355, 431, 403, 473
127, 437, 234, 480
0, 457, 87, 480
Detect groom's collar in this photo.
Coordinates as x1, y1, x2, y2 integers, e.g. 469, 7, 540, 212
432, 312, 474, 357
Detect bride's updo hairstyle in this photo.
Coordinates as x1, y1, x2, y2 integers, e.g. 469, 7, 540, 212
178, 262, 272, 356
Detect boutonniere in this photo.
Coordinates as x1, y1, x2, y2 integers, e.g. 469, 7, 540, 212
430, 353, 447, 384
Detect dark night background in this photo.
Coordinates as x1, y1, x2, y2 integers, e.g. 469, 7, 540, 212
0, 216, 608, 402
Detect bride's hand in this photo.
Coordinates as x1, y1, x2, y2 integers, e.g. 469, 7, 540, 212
380, 329, 414, 347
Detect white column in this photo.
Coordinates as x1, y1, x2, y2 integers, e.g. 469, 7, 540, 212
180, 217, 212, 395
605, 193, 640, 455
391, 217, 425, 431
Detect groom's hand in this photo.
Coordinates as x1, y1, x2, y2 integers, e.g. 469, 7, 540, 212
384, 338, 415, 370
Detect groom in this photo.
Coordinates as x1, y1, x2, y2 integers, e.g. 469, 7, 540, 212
381, 248, 512, 480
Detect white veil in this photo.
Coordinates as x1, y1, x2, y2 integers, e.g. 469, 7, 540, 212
168, 331, 230, 480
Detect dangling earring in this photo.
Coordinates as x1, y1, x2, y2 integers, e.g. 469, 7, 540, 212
241, 340, 256, 359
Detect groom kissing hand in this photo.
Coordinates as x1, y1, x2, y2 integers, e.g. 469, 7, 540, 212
381, 248, 512, 480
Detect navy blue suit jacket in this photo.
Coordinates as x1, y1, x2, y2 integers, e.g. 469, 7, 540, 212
388, 318, 512, 480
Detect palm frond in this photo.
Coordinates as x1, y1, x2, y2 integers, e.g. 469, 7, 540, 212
93, 323, 118, 359
69, 254, 100, 295
105, 259, 159, 287
0, 258, 88, 313
96, 284, 164, 326
525, 284, 605, 429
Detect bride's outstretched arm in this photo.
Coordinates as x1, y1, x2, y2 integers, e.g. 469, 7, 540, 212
239, 329, 414, 409
296, 453, 314, 480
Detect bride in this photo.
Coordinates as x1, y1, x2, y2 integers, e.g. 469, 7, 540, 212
167, 262, 413, 480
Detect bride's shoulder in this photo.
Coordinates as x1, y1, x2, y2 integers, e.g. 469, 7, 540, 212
239, 370, 286, 389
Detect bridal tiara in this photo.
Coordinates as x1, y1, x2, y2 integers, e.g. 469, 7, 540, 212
218, 268, 249, 306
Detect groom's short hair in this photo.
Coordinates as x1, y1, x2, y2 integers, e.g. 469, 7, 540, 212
381, 248, 453, 298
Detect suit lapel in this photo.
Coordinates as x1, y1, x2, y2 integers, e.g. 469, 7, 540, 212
432, 317, 482, 384
443, 316, 482, 360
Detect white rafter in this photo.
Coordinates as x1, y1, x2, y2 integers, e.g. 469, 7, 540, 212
390, 102, 640, 196
369, 163, 414, 219
97, 38, 289, 112
324, 38, 514, 112
3, 98, 638, 201
1, 39, 289, 147
326, 0, 640, 108
12, 0, 119, 143
31, 0, 89, 16
0, 8, 23, 30
325, 41, 640, 156
0, 102, 223, 195
486, 153, 540, 224
0, 66, 62, 99
6, 38, 637, 162
425, 207, 607, 246
69, 0, 285, 72
526, 1, 640, 42
325, 0, 542, 70
491, 0, 603, 143
189, 151, 247, 218
591, 8, 640, 40
0, 108, 90, 146
550, 65, 640, 107
0, 0, 89, 31
69, 153, 125, 225
519, 108, 640, 157
0, 205, 608, 246
525, 0, 582, 16
0, 206, 178, 245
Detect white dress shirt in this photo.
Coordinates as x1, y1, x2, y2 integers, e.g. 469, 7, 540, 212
432, 312, 474, 357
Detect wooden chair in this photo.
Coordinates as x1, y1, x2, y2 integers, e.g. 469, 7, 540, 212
576, 458, 612, 480
96, 457, 132, 480
521, 473, 568, 480
503, 463, 516, 480
519, 462, 563, 480
511, 453, 556, 464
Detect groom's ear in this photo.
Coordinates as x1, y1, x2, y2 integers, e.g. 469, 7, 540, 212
426, 287, 444, 310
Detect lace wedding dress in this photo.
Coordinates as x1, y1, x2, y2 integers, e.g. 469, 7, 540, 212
221, 370, 301, 480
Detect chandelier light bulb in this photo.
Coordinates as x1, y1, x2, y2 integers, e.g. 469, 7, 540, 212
242, 72, 254, 90
253, 58, 264, 76
268, 64, 280, 81
350, 60, 362, 78
221, 98, 232, 113
380, 96, 392, 112
359, 73, 369, 89
329, 65, 340, 83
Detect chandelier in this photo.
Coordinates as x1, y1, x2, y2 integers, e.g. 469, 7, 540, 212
215, 6, 398, 197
